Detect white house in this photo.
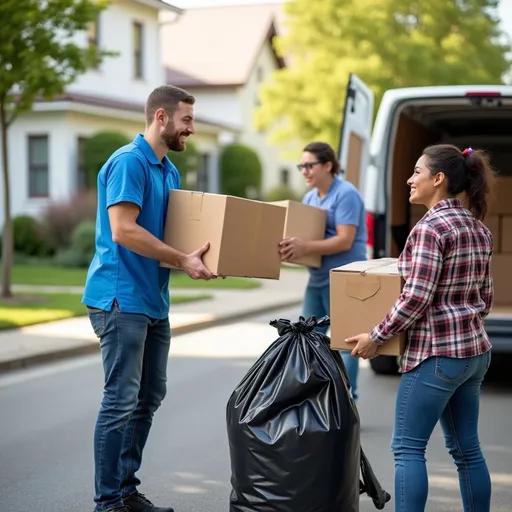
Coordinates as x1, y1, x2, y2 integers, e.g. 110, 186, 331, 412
0, 0, 237, 228
159, 3, 304, 198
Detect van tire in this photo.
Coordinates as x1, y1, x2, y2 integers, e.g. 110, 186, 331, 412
369, 356, 399, 375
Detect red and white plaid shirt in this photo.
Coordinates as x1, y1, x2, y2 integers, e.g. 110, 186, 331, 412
370, 198, 493, 373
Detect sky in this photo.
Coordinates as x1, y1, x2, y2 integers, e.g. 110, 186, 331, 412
169, 0, 512, 36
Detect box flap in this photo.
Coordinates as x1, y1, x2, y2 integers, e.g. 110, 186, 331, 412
268, 200, 290, 207
346, 275, 381, 300
188, 192, 204, 221
331, 258, 399, 275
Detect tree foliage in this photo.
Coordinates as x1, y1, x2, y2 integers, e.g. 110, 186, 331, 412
0, 0, 112, 297
83, 131, 131, 188
255, 0, 512, 149
168, 139, 200, 190
220, 143, 263, 198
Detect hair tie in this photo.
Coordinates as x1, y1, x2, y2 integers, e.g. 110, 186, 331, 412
462, 147, 474, 156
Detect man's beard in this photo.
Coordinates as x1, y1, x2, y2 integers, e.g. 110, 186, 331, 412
162, 123, 187, 152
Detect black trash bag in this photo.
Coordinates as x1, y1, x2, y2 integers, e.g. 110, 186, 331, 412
226, 315, 391, 512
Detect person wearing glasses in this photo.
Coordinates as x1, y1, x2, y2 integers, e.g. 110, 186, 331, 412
279, 141, 368, 402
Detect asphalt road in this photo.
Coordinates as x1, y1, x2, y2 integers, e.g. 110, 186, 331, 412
1, 306, 511, 512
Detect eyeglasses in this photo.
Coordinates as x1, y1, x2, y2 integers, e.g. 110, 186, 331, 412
297, 161, 321, 172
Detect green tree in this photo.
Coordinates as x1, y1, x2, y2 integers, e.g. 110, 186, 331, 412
255, 0, 511, 149
83, 131, 132, 188
220, 143, 263, 198
168, 139, 200, 189
0, 0, 112, 298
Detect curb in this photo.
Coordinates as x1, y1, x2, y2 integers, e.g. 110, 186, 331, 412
0, 298, 302, 374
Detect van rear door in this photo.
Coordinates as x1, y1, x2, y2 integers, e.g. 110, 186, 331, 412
338, 73, 374, 191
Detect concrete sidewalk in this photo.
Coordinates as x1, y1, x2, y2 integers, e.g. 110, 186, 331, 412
0, 268, 309, 373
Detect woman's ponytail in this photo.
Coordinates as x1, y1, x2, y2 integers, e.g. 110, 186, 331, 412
462, 148, 496, 221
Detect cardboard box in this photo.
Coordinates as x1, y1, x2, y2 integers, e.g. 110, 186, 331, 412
484, 216, 500, 253
270, 200, 326, 268
491, 254, 512, 304
489, 177, 512, 215
501, 216, 512, 253
161, 190, 286, 279
329, 258, 406, 356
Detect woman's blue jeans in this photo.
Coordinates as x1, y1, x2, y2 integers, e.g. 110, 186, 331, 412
392, 352, 491, 512
302, 283, 359, 402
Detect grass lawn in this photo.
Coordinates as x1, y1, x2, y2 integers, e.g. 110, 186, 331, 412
281, 263, 307, 271
9, 264, 260, 289
0, 292, 212, 330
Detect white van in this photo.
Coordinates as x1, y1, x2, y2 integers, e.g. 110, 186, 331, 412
338, 73, 512, 375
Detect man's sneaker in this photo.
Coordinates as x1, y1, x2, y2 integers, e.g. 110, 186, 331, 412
96, 507, 130, 512
124, 492, 174, 512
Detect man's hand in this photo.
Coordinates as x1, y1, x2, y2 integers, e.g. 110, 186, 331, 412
279, 237, 309, 262
345, 333, 379, 359
182, 242, 216, 280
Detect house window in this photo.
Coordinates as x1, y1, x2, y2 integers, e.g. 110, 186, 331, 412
196, 153, 210, 192
133, 21, 144, 79
88, 17, 100, 69
77, 137, 88, 190
28, 135, 49, 198
280, 168, 290, 186
256, 66, 264, 82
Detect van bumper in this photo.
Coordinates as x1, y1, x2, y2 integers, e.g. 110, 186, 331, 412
486, 318, 512, 354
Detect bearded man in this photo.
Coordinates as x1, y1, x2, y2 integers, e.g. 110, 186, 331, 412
82, 85, 214, 512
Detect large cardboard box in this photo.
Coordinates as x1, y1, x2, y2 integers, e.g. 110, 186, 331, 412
489, 177, 512, 215
329, 258, 406, 356
484, 216, 501, 253
491, 254, 512, 304
161, 190, 286, 279
501, 216, 512, 253
270, 200, 326, 268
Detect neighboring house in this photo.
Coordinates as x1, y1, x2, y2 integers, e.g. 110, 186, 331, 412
0, 0, 237, 228
160, 3, 304, 197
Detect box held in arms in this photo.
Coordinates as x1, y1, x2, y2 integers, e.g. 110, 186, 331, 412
269, 200, 326, 268
161, 190, 286, 279
330, 258, 406, 356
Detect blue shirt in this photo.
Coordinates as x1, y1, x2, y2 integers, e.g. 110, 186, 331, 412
82, 134, 181, 319
303, 177, 367, 287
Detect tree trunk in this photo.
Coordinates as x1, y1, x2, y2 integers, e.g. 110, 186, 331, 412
1, 101, 13, 298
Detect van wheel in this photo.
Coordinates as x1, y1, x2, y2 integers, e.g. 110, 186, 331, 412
370, 356, 399, 375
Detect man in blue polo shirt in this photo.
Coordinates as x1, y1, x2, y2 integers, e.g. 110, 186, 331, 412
82, 85, 215, 512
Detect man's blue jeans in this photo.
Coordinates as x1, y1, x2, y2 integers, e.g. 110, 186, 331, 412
88, 305, 171, 511
302, 284, 359, 402
392, 352, 491, 512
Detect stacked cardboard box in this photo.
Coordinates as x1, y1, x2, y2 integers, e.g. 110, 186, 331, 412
489, 177, 512, 305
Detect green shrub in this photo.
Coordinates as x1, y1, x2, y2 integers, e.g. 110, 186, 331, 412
168, 140, 199, 190
53, 220, 96, 268
71, 221, 96, 259
53, 248, 87, 268
83, 131, 132, 189
220, 143, 262, 198
12, 215, 51, 256
41, 191, 97, 251
266, 185, 302, 203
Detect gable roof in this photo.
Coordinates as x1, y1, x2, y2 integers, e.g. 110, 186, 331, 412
134, 0, 182, 12
160, 3, 286, 88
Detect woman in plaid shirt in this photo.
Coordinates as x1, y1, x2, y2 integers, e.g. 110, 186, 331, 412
347, 144, 495, 512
